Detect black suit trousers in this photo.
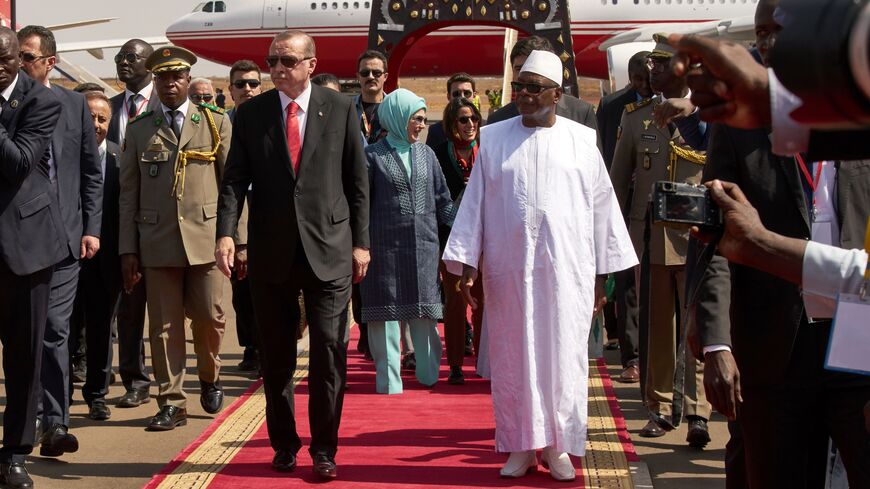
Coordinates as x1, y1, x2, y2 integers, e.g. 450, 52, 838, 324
0, 260, 52, 463
231, 273, 258, 349
116, 278, 150, 393
739, 319, 870, 489
250, 249, 351, 458
614, 267, 639, 368
74, 258, 121, 403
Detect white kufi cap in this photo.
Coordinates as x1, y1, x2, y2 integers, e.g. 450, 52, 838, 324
519, 50, 563, 86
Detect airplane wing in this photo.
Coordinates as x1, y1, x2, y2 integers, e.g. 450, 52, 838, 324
47, 18, 118, 31
57, 36, 170, 60
598, 15, 756, 51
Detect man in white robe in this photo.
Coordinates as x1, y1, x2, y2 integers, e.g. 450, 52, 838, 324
442, 50, 638, 481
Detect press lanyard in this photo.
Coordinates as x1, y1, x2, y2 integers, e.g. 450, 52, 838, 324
129, 94, 149, 118
795, 154, 823, 217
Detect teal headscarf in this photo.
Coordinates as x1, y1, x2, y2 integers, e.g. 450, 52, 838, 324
377, 88, 426, 177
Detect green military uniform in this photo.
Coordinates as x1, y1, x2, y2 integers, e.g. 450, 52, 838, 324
118, 47, 233, 411
609, 38, 711, 425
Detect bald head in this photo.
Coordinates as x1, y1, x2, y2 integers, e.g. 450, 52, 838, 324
0, 27, 20, 92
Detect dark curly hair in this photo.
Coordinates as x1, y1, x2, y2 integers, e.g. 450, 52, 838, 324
442, 97, 482, 145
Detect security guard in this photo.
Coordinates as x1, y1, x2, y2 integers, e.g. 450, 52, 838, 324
609, 34, 712, 447
118, 46, 232, 431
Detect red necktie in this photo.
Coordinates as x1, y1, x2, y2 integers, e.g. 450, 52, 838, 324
286, 101, 302, 175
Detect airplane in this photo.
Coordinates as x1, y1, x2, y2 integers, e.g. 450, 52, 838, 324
166, 0, 757, 81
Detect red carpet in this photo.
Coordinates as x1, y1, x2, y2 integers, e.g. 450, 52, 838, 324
146, 326, 637, 488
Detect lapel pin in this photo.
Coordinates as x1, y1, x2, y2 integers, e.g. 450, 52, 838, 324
154, 117, 162, 126
10, 99, 18, 108
642, 120, 651, 130
191, 114, 201, 123
318, 111, 323, 117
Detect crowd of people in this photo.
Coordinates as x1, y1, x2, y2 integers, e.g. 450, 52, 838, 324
0, 0, 867, 486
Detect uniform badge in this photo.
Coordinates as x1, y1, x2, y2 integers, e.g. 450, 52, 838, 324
149, 164, 159, 177
10, 99, 18, 108
162, 48, 171, 57
154, 117, 162, 126
641, 134, 657, 141
191, 114, 201, 123
616, 126, 622, 141
643, 120, 652, 130
643, 150, 651, 170
318, 111, 323, 117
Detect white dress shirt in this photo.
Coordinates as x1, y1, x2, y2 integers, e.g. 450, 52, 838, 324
160, 99, 190, 136
0, 73, 18, 115
278, 82, 312, 146
98, 139, 107, 180
118, 82, 154, 144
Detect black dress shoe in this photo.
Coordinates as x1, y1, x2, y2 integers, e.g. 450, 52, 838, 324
146, 406, 187, 431
200, 381, 225, 414
117, 389, 150, 408
88, 399, 111, 421
686, 417, 711, 449
271, 449, 297, 472
447, 366, 465, 385
238, 347, 260, 372
312, 453, 337, 480
39, 424, 79, 457
401, 352, 416, 371
0, 463, 33, 489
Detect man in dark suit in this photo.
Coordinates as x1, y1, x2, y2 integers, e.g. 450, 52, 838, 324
594, 49, 651, 383
0, 26, 65, 489
215, 30, 370, 480
108, 39, 160, 409
487, 36, 598, 140
18, 26, 103, 459
72, 90, 121, 421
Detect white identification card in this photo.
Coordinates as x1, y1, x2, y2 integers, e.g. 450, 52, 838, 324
825, 293, 870, 376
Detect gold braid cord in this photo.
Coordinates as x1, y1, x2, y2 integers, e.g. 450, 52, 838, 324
172, 108, 221, 199
668, 140, 706, 181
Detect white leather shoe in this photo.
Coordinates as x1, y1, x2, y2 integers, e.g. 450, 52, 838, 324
499, 450, 537, 478
542, 446, 576, 481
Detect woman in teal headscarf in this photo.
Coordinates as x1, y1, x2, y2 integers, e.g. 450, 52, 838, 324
359, 89, 456, 394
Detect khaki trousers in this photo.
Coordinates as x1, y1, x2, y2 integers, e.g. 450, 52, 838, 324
642, 264, 710, 419
145, 264, 226, 408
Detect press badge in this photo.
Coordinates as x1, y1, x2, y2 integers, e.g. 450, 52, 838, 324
824, 218, 870, 376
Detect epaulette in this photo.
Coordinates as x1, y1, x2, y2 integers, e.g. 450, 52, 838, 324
129, 110, 154, 124
198, 102, 225, 114
624, 97, 653, 114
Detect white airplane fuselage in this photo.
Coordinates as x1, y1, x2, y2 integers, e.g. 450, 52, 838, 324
166, 0, 755, 80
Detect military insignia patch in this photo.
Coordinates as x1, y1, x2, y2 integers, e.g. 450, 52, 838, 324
643, 120, 652, 130
641, 134, 657, 141
191, 114, 201, 123
154, 117, 162, 126
162, 48, 171, 57
149, 164, 159, 177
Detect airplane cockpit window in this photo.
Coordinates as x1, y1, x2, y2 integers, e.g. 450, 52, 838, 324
215, 1, 226, 11
203, 1, 213, 12
192, 2, 205, 12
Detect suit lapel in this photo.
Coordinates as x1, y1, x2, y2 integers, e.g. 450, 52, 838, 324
177, 108, 197, 150
299, 85, 330, 179
50, 86, 66, 168
0, 75, 27, 128
262, 90, 294, 176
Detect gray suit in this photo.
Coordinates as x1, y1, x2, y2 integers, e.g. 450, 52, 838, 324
38, 85, 102, 428
0, 71, 64, 463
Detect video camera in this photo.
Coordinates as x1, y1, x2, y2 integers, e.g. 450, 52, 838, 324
771, 0, 870, 129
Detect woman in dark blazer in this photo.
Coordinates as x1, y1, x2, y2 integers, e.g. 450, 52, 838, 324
360, 89, 455, 394
433, 97, 485, 385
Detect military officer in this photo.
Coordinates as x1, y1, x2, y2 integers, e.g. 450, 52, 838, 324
119, 47, 232, 431
609, 34, 712, 448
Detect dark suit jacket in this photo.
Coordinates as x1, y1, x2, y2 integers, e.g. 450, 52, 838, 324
94, 141, 121, 291
596, 86, 637, 168
0, 72, 66, 275
217, 85, 370, 283
690, 125, 870, 387
807, 129, 870, 161
51, 85, 103, 258
107, 87, 161, 145
425, 121, 446, 151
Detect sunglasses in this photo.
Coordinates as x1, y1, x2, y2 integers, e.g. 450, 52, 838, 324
358, 69, 384, 78
232, 79, 261, 89
409, 115, 427, 125
265, 55, 313, 69
114, 52, 145, 64
510, 81, 560, 95
451, 89, 473, 99
19, 52, 50, 63
190, 94, 214, 102
457, 115, 479, 124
